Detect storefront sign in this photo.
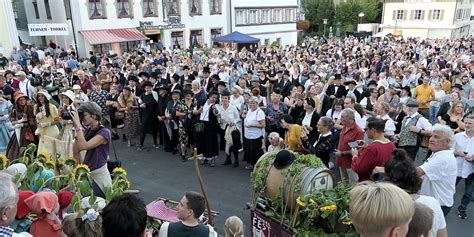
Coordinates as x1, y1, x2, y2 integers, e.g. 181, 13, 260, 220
251, 210, 293, 237
139, 20, 185, 33
28, 23, 69, 36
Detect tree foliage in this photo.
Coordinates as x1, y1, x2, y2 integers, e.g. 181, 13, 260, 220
302, 0, 335, 34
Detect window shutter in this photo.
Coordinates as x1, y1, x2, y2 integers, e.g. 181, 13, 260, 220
440, 10, 444, 21
393, 10, 396, 20
428, 10, 432, 20
421, 10, 425, 20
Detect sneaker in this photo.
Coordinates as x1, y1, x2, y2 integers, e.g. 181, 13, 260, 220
153, 144, 160, 149
245, 165, 253, 170
137, 146, 143, 151
458, 210, 467, 219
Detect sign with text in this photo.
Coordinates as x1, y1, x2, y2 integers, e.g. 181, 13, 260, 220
28, 23, 69, 36
251, 210, 293, 237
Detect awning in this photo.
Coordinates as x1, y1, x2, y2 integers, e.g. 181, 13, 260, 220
80, 28, 148, 45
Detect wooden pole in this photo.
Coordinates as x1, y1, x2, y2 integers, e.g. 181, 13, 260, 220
190, 148, 213, 226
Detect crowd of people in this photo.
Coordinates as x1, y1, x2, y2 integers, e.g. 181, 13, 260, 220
0, 35, 473, 236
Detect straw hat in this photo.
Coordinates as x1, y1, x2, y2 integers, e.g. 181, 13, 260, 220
36, 90, 52, 101
60, 90, 75, 102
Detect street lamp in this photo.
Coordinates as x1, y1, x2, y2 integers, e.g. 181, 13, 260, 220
323, 18, 328, 37
358, 12, 365, 24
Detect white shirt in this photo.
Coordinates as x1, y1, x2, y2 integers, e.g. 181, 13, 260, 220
199, 102, 214, 122
415, 195, 447, 237
244, 108, 265, 139
18, 79, 32, 99
405, 112, 432, 131
216, 103, 240, 130
454, 132, 474, 178
419, 149, 457, 207
379, 114, 396, 136
302, 112, 313, 127
230, 95, 244, 110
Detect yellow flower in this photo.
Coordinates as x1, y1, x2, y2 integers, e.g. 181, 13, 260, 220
296, 197, 307, 207
117, 179, 131, 189
320, 205, 337, 213
342, 220, 352, 225
112, 167, 128, 176
309, 198, 317, 205
0, 154, 8, 170
45, 160, 55, 168
65, 157, 77, 166
74, 164, 91, 174
37, 151, 51, 161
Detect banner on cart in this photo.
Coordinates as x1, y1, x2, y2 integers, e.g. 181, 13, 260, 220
28, 23, 69, 36
251, 210, 293, 237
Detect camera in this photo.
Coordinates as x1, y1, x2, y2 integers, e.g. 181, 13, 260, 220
60, 109, 84, 120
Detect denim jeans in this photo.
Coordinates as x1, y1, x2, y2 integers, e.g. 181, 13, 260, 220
457, 173, 474, 212
429, 105, 440, 124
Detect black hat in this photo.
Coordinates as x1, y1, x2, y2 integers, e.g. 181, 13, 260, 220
211, 74, 220, 80
150, 72, 159, 79
335, 74, 342, 80
221, 90, 231, 97
182, 89, 193, 96
188, 74, 196, 81
367, 80, 377, 87
217, 81, 226, 87
203, 66, 211, 73
138, 72, 149, 78
157, 84, 170, 92
344, 80, 357, 86
172, 73, 180, 81
128, 75, 139, 82
305, 98, 316, 108
273, 150, 295, 169
183, 65, 189, 70
401, 86, 411, 96
143, 81, 153, 88
171, 89, 181, 95
283, 71, 290, 76
452, 83, 463, 90
294, 83, 305, 89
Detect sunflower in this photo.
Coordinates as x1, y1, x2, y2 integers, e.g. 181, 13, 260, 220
320, 205, 337, 213
117, 179, 131, 190
65, 157, 77, 167
45, 160, 56, 169
0, 154, 8, 170
37, 151, 51, 162
74, 164, 91, 175
112, 167, 128, 176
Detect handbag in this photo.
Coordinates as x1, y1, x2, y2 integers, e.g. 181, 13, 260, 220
194, 122, 204, 133
107, 138, 122, 174
114, 111, 125, 120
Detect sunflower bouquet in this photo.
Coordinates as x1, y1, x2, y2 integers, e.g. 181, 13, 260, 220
103, 167, 131, 202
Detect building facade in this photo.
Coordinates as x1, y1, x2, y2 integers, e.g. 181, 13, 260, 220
380, 0, 473, 39
231, 0, 298, 46
0, 0, 20, 55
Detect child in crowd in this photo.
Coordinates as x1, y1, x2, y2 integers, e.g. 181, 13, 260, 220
407, 203, 434, 237
267, 132, 283, 152
25, 192, 62, 237
62, 208, 102, 237
224, 216, 244, 237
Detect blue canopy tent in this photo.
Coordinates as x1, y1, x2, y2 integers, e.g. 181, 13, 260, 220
212, 31, 260, 44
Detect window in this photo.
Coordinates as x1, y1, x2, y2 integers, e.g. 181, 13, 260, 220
210, 28, 222, 38
171, 31, 184, 49
235, 10, 245, 25
209, 0, 221, 14
283, 9, 293, 22
430, 9, 442, 20
93, 44, 112, 54
44, 0, 52, 19
117, 0, 132, 18
412, 10, 423, 20
190, 30, 203, 47
189, 0, 201, 15
166, 0, 180, 16
33, 0, 40, 19
143, 0, 157, 17
248, 10, 258, 24
273, 9, 282, 22
261, 9, 271, 23
88, 0, 106, 19
64, 0, 72, 19
393, 10, 405, 20
120, 41, 140, 52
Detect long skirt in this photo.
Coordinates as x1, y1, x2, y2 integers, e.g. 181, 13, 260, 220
0, 118, 13, 154
201, 122, 218, 159
244, 137, 263, 165
124, 109, 141, 143
37, 125, 60, 157
6, 126, 37, 160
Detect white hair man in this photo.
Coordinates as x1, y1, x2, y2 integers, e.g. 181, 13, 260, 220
0, 172, 19, 236
454, 114, 474, 219
416, 124, 456, 216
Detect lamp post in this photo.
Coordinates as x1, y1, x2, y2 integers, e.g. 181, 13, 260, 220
323, 18, 328, 37
358, 12, 365, 24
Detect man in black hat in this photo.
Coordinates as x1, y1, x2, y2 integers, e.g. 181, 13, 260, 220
345, 80, 360, 102
157, 84, 170, 148
395, 98, 432, 160
275, 71, 292, 98
170, 73, 182, 92
207, 74, 220, 93
359, 80, 378, 102
128, 75, 143, 97
326, 74, 347, 104
180, 65, 192, 87
201, 66, 211, 89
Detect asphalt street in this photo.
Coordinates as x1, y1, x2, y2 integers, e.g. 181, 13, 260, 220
114, 138, 474, 236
